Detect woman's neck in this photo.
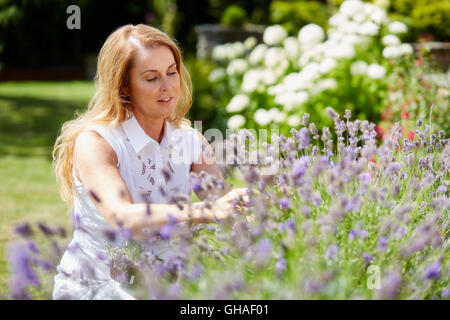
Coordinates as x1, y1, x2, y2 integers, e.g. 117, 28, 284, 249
131, 109, 165, 144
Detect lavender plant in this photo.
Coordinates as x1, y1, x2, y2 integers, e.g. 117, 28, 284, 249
7, 109, 449, 299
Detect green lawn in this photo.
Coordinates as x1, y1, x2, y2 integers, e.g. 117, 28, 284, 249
0, 81, 94, 298
0, 81, 243, 299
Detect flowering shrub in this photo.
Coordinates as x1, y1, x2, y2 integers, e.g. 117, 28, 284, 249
7, 109, 449, 299
209, 0, 422, 134
378, 52, 449, 139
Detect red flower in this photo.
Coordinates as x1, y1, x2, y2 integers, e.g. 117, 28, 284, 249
407, 131, 415, 140
375, 125, 384, 139
415, 55, 423, 67
401, 111, 409, 119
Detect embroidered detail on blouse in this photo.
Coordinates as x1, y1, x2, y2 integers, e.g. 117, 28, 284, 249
141, 163, 146, 175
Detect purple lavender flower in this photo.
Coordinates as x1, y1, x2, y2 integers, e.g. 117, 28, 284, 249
37, 222, 55, 236
325, 244, 338, 261
424, 259, 441, 280
280, 197, 290, 210
325, 107, 339, 121
296, 127, 311, 150
302, 113, 310, 126
189, 174, 203, 192
292, 156, 310, 178
416, 120, 422, 127
119, 227, 133, 241
348, 229, 357, 241
386, 162, 402, 176
253, 238, 272, 267
378, 236, 388, 251
13, 223, 33, 237
103, 229, 117, 242
363, 252, 373, 262
275, 258, 287, 277
378, 272, 401, 299
442, 287, 450, 299
8, 242, 40, 293
187, 263, 204, 281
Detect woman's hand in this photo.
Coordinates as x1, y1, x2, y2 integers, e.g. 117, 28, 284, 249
210, 187, 250, 219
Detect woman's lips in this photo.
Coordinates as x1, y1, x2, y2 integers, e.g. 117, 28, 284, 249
157, 96, 173, 104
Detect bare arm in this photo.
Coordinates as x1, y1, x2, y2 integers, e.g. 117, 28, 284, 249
73, 130, 233, 239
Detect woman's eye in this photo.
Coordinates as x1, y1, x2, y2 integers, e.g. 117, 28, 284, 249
146, 77, 157, 82
168, 71, 177, 76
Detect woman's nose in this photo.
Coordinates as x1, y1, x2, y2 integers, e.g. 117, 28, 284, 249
160, 76, 169, 91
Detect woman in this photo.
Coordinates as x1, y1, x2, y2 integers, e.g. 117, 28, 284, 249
52, 24, 247, 299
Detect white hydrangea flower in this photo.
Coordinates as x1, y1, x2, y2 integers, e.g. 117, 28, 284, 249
370, 8, 388, 25
388, 21, 407, 34
248, 44, 268, 65
267, 83, 287, 96
241, 69, 263, 93
226, 94, 250, 113
274, 59, 289, 77
264, 47, 284, 68
268, 108, 286, 123
358, 21, 379, 36
262, 68, 278, 85
329, 13, 348, 28
399, 43, 413, 55
244, 36, 257, 50
340, 0, 364, 17
367, 63, 386, 79
283, 37, 301, 60
301, 62, 321, 80
382, 34, 401, 46
263, 25, 288, 46
350, 60, 368, 75
326, 42, 355, 59
211, 45, 227, 61
342, 34, 363, 45
342, 21, 360, 34
353, 11, 367, 23
298, 24, 325, 49
227, 114, 246, 129
208, 68, 226, 82
319, 58, 337, 74
274, 91, 309, 111
314, 78, 338, 94
287, 115, 301, 127
382, 46, 402, 59
363, 3, 377, 16
298, 49, 317, 67
226, 58, 248, 76
229, 42, 246, 59
254, 109, 271, 126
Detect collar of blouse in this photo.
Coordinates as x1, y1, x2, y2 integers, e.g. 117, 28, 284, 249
121, 113, 175, 154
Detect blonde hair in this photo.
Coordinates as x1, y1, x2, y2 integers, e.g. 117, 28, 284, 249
52, 24, 193, 207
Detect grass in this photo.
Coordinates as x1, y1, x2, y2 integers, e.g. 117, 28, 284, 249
0, 81, 93, 298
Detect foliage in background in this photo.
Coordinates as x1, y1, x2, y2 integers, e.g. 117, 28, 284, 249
378, 52, 450, 139
389, 0, 450, 42
184, 55, 229, 132
221, 4, 248, 28
270, 0, 332, 35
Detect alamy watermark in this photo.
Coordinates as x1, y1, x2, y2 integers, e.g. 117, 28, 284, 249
66, 5, 81, 30
167, 121, 280, 176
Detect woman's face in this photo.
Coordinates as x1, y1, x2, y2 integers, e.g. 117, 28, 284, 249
126, 45, 180, 120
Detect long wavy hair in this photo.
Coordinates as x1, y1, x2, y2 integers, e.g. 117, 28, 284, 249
52, 24, 193, 207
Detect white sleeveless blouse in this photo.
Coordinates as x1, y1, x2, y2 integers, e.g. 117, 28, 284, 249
52, 113, 202, 299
